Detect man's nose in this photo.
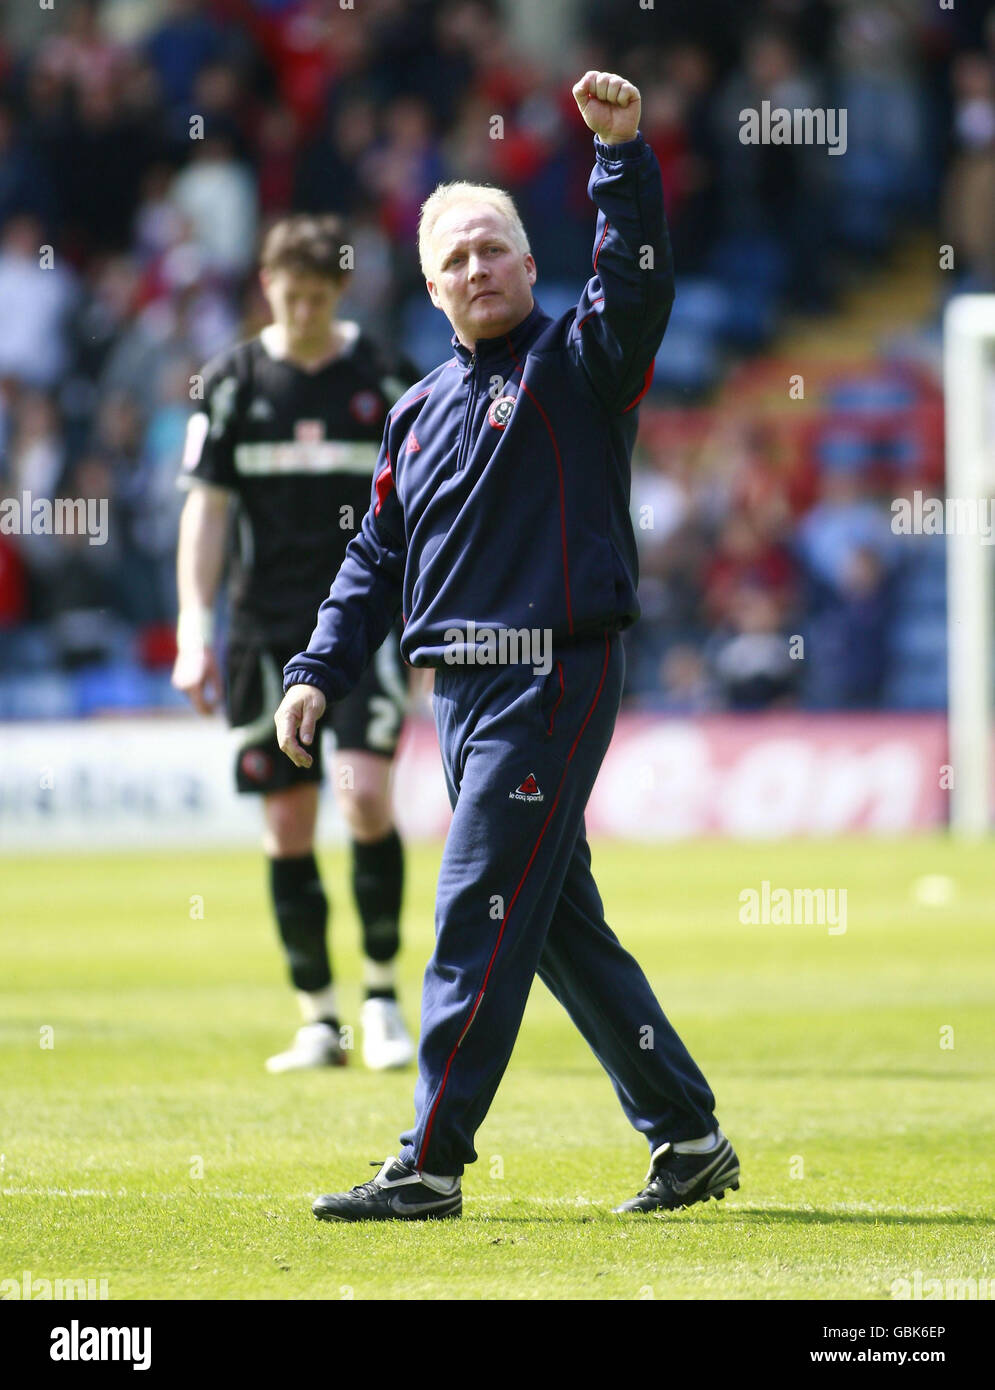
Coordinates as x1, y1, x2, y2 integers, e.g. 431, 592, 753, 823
467, 255, 488, 282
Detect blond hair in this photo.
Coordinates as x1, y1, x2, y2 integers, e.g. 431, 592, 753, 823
418, 181, 530, 278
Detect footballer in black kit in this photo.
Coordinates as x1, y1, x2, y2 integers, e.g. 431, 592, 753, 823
173, 215, 418, 1073
190, 329, 412, 790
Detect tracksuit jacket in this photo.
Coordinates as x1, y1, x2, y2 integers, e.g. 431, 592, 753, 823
283, 131, 674, 699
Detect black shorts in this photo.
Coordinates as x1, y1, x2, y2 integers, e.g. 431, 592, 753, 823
226, 627, 409, 794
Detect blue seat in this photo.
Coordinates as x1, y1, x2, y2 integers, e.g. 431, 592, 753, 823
669, 277, 732, 335
719, 284, 777, 349
708, 234, 788, 295
143, 670, 191, 710
816, 430, 874, 470
882, 666, 947, 710
826, 378, 917, 412
888, 615, 947, 661
0, 623, 58, 669
73, 663, 151, 716
0, 672, 77, 719
653, 325, 721, 395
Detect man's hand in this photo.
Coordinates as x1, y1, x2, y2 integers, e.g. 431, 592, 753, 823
275, 683, 327, 769
572, 71, 641, 146
172, 645, 223, 715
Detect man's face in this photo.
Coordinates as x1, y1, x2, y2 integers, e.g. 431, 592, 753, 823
261, 268, 344, 351
426, 204, 536, 348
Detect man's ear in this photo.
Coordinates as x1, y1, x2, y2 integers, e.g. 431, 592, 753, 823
524, 254, 537, 286
426, 278, 442, 308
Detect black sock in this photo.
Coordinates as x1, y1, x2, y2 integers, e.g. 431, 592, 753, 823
352, 829, 403, 998
269, 853, 330, 992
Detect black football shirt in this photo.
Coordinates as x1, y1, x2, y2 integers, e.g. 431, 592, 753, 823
179, 325, 417, 644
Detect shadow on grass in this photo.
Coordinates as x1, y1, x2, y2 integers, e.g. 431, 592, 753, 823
465, 1208, 995, 1227
730, 1207, 995, 1227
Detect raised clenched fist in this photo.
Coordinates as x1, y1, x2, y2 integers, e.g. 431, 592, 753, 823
572, 71, 641, 146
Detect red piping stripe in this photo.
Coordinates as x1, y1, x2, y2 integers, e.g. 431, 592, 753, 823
416, 635, 612, 1168
373, 450, 393, 515
576, 296, 605, 332
622, 360, 655, 413
372, 453, 391, 519
593, 220, 610, 272
373, 386, 434, 516
503, 338, 574, 635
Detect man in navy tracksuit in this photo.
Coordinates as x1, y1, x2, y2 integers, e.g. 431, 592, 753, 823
276, 71, 740, 1219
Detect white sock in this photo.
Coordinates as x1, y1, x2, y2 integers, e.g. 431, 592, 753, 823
364, 959, 397, 990
419, 1170, 460, 1193
673, 1128, 720, 1154
297, 985, 338, 1024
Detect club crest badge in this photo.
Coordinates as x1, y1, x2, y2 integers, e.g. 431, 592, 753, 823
349, 390, 383, 425
240, 749, 273, 783
487, 395, 516, 430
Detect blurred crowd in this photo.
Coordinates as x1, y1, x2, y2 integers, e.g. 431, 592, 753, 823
625, 359, 946, 712
0, 0, 992, 717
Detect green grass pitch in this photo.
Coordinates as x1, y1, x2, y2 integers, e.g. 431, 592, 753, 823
2, 835, 993, 1300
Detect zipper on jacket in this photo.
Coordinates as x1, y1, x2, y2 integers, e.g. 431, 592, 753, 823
455, 353, 477, 471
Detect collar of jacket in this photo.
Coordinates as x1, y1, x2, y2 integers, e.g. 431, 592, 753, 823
450, 299, 546, 367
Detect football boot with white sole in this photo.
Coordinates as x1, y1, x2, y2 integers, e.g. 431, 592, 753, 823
613, 1131, 740, 1213
313, 1157, 461, 1222
360, 997, 415, 1070
265, 1021, 347, 1073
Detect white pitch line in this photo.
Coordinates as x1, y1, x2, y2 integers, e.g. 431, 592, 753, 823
2, 1187, 305, 1201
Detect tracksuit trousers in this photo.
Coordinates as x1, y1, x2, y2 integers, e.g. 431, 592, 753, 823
398, 632, 719, 1177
